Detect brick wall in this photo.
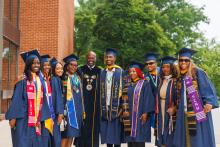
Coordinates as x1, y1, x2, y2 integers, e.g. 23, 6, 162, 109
19, 0, 74, 74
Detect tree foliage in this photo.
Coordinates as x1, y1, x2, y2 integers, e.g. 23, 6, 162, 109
74, 0, 208, 67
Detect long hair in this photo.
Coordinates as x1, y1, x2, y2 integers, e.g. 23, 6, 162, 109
177, 59, 197, 78
24, 58, 40, 81
51, 62, 63, 77
40, 62, 52, 79
160, 64, 178, 79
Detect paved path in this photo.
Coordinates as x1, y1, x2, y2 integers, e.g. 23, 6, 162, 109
1, 108, 219, 147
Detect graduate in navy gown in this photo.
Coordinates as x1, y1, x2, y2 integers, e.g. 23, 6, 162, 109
75, 51, 101, 147
40, 55, 64, 147
155, 56, 177, 147
173, 48, 219, 147
144, 52, 160, 129
61, 54, 85, 147
6, 49, 51, 147
124, 61, 155, 147
100, 48, 124, 147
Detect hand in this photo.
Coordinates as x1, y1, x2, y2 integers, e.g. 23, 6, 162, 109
204, 104, 213, 113
140, 113, 147, 124
0, 114, 5, 121
57, 114, 63, 124
167, 106, 176, 116
9, 119, 16, 128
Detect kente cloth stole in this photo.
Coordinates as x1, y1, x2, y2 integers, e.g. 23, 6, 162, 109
130, 79, 144, 137
27, 75, 43, 136
40, 73, 55, 135
66, 76, 79, 129
122, 75, 132, 135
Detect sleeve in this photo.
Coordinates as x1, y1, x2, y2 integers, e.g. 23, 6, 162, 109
5, 80, 26, 120
196, 68, 219, 109
52, 77, 64, 115
143, 81, 155, 113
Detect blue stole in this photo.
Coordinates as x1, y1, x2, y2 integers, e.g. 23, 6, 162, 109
66, 75, 79, 129
100, 68, 123, 121
39, 72, 55, 120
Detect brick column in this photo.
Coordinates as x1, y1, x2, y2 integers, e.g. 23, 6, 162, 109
0, 0, 4, 113
19, 0, 74, 74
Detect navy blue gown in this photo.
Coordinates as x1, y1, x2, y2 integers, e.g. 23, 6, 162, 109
173, 68, 219, 147
156, 78, 177, 147
6, 79, 51, 147
125, 80, 155, 143
100, 67, 124, 145
61, 75, 84, 138
48, 76, 64, 147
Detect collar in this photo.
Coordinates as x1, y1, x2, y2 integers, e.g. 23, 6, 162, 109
87, 64, 95, 70
164, 75, 172, 80
106, 68, 116, 72
149, 70, 157, 76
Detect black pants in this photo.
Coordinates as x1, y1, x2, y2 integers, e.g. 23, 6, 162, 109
107, 144, 121, 147
127, 142, 145, 147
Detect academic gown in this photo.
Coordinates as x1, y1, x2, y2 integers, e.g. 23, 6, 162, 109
42, 76, 64, 147
75, 65, 101, 147
156, 79, 176, 147
100, 68, 124, 145
145, 68, 160, 128
5, 79, 51, 147
173, 68, 219, 147
125, 80, 155, 143
61, 75, 84, 138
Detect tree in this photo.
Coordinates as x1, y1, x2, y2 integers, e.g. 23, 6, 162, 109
74, 0, 208, 68
192, 39, 220, 96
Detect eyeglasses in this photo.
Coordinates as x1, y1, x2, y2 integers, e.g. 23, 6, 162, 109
179, 59, 190, 63
145, 62, 155, 66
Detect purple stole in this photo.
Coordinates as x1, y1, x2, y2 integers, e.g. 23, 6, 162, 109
131, 79, 144, 137
184, 75, 206, 122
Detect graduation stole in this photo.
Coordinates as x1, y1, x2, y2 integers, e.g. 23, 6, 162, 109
122, 75, 132, 134
27, 74, 43, 136
66, 75, 79, 129
100, 67, 123, 121
131, 79, 144, 137
39, 73, 55, 135
184, 75, 206, 122
177, 73, 200, 136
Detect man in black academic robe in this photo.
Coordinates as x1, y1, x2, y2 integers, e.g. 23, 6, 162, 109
75, 51, 101, 147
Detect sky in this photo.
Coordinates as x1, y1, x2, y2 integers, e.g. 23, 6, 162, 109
187, 0, 220, 42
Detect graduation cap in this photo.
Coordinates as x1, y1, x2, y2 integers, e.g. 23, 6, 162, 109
160, 56, 177, 65
144, 52, 159, 62
178, 47, 197, 58
63, 54, 79, 64
50, 57, 58, 68
40, 54, 50, 63
105, 48, 118, 56
129, 61, 144, 70
20, 49, 41, 64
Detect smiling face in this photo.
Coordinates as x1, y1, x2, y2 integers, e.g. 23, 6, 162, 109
145, 60, 157, 72
31, 58, 40, 73
87, 52, 96, 67
162, 64, 171, 76
129, 68, 138, 80
67, 60, 78, 75
105, 54, 116, 66
179, 57, 190, 71
42, 62, 51, 75
55, 63, 63, 77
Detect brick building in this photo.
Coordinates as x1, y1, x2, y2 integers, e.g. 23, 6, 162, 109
0, 0, 74, 113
